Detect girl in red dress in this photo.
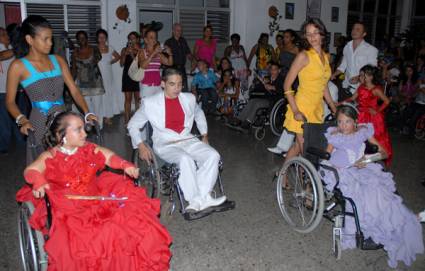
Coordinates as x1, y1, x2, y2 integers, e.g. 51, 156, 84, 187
16, 111, 172, 271
341, 64, 393, 165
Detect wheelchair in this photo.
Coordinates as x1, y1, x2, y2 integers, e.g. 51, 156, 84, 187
276, 122, 383, 260
17, 121, 103, 271
132, 126, 235, 221
249, 96, 286, 141
233, 79, 287, 141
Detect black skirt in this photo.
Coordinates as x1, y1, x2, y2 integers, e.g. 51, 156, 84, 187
122, 55, 140, 92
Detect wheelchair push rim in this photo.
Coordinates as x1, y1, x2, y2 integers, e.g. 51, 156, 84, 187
276, 156, 324, 233
18, 202, 47, 271
269, 98, 286, 136
133, 147, 161, 199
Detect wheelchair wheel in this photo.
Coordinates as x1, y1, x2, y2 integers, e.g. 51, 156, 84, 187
414, 115, 425, 140
270, 98, 286, 136
276, 156, 324, 233
18, 202, 48, 271
254, 126, 266, 141
133, 147, 161, 199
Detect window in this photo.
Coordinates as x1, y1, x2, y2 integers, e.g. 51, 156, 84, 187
138, 0, 175, 5
67, 5, 101, 45
180, 10, 205, 40
207, 11, 229, 42
206, 0, 229, 8
25, 2, 101, 46
180, 0, 203, 8
348, 0, 361, 12
26, 4, 64, 37
347, 0, 400, 45
137, 0, 230, 42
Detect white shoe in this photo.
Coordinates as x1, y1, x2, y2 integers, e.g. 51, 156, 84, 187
200, 194, 227, 211
419, 210, 425, 223
185, 201, 201, 212
267, 147, 283, 155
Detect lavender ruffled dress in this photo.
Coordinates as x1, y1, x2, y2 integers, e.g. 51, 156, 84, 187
320, 124, 424, 268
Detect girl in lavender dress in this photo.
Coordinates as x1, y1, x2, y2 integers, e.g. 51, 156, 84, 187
320, 105, 423, 268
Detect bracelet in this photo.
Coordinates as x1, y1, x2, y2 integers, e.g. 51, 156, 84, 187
84, 112, 95, 123
15, 114, 25, 125
284, 90, 295, 95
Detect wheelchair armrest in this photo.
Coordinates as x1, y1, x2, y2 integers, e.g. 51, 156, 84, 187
306, 147, 331, 160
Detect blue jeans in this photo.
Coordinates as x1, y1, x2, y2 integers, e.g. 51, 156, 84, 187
0, 93, 25, 152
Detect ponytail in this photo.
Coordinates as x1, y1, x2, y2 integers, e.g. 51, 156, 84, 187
11, 15, 52, 58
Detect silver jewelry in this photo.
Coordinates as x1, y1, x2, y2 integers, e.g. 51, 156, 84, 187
84, 112, 95, 123
58, 146, 78, 155
15, 114, 25, 124
63, 137, 67, 145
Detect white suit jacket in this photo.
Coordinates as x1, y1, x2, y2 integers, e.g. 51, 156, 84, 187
127, 92, 208, 149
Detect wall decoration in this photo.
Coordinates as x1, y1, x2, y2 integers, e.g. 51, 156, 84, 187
268, 6, 282, 36
331, 7, 339, 22
113, 5, 131, 31
285, 3, 295, 20
306, 0, 321, 19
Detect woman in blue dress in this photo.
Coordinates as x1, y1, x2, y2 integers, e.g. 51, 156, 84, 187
5, 15, 94, 163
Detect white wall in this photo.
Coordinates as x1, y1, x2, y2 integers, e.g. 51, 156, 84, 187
102, 0, 139, 110
232, 0, 306, 53
320, 0, 348, 54
232, 0, 348, 56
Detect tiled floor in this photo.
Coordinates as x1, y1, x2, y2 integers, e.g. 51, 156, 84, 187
1, 115, 424, 270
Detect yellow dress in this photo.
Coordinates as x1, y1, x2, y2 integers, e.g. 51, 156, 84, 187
283, 49, 331, 134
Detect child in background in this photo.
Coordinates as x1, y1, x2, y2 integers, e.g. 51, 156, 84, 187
217, 69, 240, 117
340, 65, 393, 165
191, 59, 219, 115
320, 105, 423, 268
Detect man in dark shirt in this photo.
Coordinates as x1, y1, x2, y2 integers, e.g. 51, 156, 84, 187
165, 23, 193, 92
228, 61, 284, 130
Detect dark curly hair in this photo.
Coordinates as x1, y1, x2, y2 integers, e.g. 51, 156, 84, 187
43, 111, 83, 149
299, 18, 328, 51
360, 64, 381, 85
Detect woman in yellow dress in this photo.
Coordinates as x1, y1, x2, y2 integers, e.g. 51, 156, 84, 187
282, 18, 337, 168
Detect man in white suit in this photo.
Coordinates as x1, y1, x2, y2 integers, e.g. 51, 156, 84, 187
128, 68, 226, 212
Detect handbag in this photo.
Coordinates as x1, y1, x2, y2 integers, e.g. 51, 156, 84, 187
128, 56, 145, 81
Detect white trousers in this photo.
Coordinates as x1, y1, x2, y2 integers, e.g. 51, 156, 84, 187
140, 84, 162, 99
155, 139, 220, 203
72, 95, 104, 129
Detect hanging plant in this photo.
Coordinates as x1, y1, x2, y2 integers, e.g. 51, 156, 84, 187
268, 6, 282, 36
113, 5, 131, 30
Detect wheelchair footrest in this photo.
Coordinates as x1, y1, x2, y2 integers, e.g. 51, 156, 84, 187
183, 200, 236, 221
359, 237, 384, 250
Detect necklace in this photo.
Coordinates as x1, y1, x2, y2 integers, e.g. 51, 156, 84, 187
58, 146, 78, 155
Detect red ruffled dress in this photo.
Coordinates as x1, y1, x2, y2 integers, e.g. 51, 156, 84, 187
16, 143, 172, 271
356, 85, 393, 165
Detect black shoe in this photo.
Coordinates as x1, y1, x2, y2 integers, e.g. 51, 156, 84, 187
361, 237, 383, 250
